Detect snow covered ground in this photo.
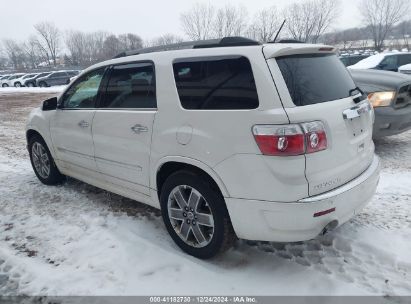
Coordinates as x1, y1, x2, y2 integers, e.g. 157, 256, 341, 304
0, 86, 66, 94
0, 91, 410, 296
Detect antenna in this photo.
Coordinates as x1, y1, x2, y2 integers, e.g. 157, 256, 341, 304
273, 19, 286, 43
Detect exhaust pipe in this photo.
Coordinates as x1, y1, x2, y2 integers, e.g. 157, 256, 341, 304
321, 220, 339, 235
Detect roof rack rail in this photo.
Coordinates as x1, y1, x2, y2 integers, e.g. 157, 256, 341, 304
113, 36, 261, 58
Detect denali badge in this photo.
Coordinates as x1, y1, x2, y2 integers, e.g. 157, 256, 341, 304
314, 178, 342, 191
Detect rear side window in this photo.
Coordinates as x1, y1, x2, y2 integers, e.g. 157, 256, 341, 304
101, 62, 156, 109
399, 54, 411, 66
380, 55, 398, 70
276, 54, 356, 106
173, 56, 259, 110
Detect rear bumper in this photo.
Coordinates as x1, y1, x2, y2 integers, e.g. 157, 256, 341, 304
373, 106, 411, 138
226, 155, 380, 242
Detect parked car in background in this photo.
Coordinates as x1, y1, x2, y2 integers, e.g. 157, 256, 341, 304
398, 64, 411, 75
350, 69, 411, 138
0, 75, 11, 87
339, 54, 370, 67
13, 73, 38, 87
349, 52, 411, 72
36, 71, 71, 87
23, 72, 52, 87
26, 37, 380, 258
2, 73, 25, 87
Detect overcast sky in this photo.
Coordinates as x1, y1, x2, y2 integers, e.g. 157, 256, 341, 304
0, 0, 362, 42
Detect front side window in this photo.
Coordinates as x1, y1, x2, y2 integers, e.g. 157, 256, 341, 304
101, 62, 156, 109
61, 68, 105, 109
173, 56, 259, 110
276, 53, 357, 106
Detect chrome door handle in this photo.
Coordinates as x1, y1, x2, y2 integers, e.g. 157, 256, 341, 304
131, 124, 148, 134
78, 120, 89, 128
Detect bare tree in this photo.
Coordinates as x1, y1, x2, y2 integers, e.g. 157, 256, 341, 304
148, 34, 184, 47
360, 0, 410, 51
213, 4, 248, 38
21, 36, 42, 68
180, 3, 215, 40
86, 31, 109, 63
118, 33, 143, 51
246, 6, 281, 43
34, 22, 60, 66
311, 0, 341, 43
102, 35, 122, 58
65, 30, 87, 66
285, 0, 340, 43
397, 20, 411, 50
2, 39, 24, 69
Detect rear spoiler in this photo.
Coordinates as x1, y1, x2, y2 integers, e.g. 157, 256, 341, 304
263, 44, 337, 59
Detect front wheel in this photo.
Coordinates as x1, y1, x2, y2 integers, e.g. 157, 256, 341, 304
160, 171, 235, 259
38, 81, 47, 88
2, 84, 8, 87
14, 82, 21, 87
28, 135, 64, 185
27, 82, 34, 87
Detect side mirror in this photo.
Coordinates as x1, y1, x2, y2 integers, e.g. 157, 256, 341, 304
42, 97, 58, 111
377, 63, 386, 69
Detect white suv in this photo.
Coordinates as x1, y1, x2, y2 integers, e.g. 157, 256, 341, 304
26, 37, 380, 259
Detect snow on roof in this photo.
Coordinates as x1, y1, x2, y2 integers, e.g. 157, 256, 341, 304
348, 53, 386, 69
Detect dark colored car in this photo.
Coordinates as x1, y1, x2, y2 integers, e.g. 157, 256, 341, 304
24, 72, 52, 87
36, 71, 71, 87
350, 69, 411, 138
339, 54, 370, 67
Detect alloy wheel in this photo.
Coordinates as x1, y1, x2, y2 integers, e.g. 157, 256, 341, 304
32, 142, 50, 179
167, 185, 214, 248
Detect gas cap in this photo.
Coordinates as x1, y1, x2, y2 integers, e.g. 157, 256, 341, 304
176, 125, 193, 145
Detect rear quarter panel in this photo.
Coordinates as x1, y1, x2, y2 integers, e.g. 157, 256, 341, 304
150, 47, 301, 199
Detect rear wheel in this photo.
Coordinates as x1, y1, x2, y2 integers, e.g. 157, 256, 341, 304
39, 81, 47, 88
28, 135, 64, 185
27, 82, 34, 87
14, 82, 21, 87
2, 84, 8, 87
160, 171, 235, 259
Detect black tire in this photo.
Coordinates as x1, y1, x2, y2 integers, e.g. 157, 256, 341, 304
14, 82, 21, 87
28, 135, 64, 185
2, 84, 8, 87
160, 170, 235, 259
27, 82, 34, 87
39, 81, 47, 88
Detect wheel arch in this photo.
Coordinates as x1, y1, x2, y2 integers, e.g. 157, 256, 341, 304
26, 129, 43, 143
26, 127, 57, 159
154, 157, 230, 200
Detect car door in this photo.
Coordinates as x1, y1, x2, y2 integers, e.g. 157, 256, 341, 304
50, 67, 107, 175
92, 62, 156, 196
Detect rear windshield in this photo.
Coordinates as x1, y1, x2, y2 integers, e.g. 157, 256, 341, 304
276, 54, 356, 106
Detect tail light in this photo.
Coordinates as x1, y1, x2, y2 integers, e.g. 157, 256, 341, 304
252, 121, 327, 156
301, 121, 327, 154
